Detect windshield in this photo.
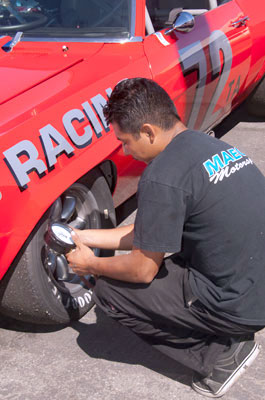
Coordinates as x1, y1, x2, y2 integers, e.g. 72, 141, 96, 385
0, 0, 131, 40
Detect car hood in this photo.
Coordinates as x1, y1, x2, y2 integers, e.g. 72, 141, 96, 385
0, 36, 104, 105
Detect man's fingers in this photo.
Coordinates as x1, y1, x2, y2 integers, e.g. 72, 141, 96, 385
70, 230, 83, 248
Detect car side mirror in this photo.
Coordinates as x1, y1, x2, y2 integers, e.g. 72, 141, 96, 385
165, 11, 195, 35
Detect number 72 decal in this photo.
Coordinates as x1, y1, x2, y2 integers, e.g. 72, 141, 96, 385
179, 30, 240, 131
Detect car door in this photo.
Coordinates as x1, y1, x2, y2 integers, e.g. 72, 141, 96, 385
234, 0, 265, 88
144, 0, 252, 131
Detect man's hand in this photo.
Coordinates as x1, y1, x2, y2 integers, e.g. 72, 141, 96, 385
65, 228, 164, 283
66, 224, 134, 251
66, 230, 96, 276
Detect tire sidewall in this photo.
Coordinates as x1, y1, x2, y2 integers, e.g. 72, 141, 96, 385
0, 169, 116, 324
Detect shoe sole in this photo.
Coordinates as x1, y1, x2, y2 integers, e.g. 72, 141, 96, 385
192, 342, 261, 398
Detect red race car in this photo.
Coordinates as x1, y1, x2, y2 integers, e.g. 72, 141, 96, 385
0, 0, 264, 325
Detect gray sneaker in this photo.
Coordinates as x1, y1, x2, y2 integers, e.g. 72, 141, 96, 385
192, 337, 260, 398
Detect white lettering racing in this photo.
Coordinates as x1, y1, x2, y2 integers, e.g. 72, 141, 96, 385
3, 87, 113, 190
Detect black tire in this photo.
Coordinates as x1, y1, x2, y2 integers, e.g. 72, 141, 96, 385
0, 168, 116, 325
246, 76, 265, 118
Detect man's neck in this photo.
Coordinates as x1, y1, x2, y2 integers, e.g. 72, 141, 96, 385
161, 121, 187, 149
170, 121, 187, 140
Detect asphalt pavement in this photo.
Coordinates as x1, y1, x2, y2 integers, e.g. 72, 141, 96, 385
0, 102, 265, 400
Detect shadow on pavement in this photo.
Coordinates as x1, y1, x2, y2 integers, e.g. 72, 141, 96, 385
70, 306, 192, 387
214, 102, 264, 139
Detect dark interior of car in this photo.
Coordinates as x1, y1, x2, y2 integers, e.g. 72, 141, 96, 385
146, 0, 231, 32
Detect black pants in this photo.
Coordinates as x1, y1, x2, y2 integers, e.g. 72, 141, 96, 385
93, 254, 262, 377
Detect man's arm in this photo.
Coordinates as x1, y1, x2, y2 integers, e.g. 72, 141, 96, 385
75, 224, 134, 251
66, 231, 164, 283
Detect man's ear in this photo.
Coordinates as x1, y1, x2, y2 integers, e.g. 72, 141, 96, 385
140, 124, 156, 143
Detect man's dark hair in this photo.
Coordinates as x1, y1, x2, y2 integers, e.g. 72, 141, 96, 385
103, 78, 180, 136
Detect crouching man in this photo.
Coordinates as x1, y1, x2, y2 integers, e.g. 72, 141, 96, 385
66, 78, 265, 397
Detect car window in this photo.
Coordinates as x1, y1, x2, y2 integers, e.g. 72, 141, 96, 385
0, 0, 131, 39
146, 0, 218, 32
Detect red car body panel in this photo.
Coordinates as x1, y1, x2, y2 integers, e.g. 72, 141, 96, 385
145, 1, 253, 130
236, 0, 265, 85
0, 40, 150, 279
0, 0, 264, 280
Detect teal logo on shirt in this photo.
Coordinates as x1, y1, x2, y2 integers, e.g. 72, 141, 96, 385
203, 147, 253, 184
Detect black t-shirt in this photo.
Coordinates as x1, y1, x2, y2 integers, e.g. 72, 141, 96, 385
133, 130, 265, 325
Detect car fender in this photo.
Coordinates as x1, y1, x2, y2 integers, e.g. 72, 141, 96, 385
0, 43, 150, 279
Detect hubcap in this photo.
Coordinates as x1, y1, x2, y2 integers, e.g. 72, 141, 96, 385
43, 183, 99, 294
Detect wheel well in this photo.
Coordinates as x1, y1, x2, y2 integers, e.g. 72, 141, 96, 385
77, 161, 117, 194
98, 160, 117, 194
